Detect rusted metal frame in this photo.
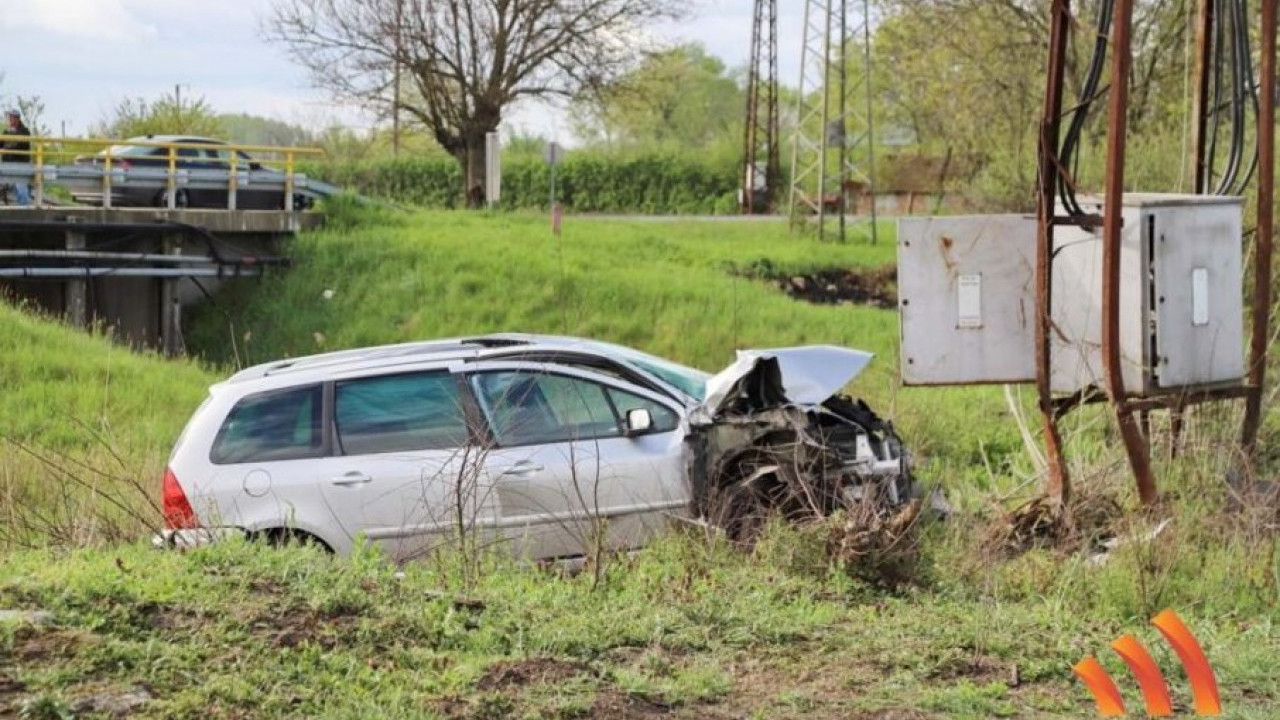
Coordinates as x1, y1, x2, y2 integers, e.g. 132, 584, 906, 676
1100, 0, 1159, 505
1036, 0, 1074, 507
1051, 385, 1110, 420
1241, 0, 1276, 453
1192, 0, 1216, 192
1168, 398, 1187, 459
1124, 384, 1252, 413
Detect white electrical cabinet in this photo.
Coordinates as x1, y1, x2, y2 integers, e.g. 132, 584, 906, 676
898, 215, 1038, 385
1050, 194, 1244, 394
897, 194, 1245, 396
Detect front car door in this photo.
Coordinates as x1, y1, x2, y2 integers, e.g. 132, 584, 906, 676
464, 362, 688, 560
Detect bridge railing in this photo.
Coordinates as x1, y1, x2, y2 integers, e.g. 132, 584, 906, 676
0, 136, 327, 211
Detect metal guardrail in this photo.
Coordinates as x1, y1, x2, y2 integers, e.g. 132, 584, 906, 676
0, 135, 335, 211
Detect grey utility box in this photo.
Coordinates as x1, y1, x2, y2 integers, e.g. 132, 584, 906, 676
1050, 193, 1244, 395
898, 215, 1038, 385
897, 194, 1244, 396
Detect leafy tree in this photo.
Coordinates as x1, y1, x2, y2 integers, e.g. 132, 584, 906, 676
873, 0, 1194, 209
571, 43, 744, 149
92, 90, 226, 139
267, 0, 686, 207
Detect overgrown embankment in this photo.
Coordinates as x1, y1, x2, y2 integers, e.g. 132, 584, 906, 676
1, 208, 1278, 718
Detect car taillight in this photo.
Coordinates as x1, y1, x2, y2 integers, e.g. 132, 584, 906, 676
118, 159, 132, 170
162, 467, 198, 530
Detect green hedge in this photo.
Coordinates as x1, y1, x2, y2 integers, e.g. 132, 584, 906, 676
300, 152, 740, 214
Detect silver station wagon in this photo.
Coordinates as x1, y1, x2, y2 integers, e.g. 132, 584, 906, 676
160, 334, 911, 562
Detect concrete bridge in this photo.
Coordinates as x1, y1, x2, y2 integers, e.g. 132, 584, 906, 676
0, 136, 335, 354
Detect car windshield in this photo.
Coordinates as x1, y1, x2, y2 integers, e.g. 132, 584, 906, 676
589, 342, 709, 402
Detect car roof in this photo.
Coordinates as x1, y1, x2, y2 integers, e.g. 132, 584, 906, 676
124, 135, 225, 144
217, 333, 616, 393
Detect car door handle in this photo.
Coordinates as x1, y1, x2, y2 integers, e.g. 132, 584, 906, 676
331, 471, 372, 486
498, 462, 544, 477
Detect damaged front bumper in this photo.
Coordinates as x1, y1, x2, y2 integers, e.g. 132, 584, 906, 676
687, 346, 915, 538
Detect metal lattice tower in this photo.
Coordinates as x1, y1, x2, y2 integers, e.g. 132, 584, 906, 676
787, 0, 877, 242
741, 0, 780, 214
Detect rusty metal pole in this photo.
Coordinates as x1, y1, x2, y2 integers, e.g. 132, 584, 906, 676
1037, 0, 1074, 507
1192, 0, 1215, 192
1242, 0, 1276, 453
1101, 0, 1159, 506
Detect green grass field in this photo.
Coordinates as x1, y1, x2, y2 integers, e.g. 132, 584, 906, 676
1, 207, 1277, 718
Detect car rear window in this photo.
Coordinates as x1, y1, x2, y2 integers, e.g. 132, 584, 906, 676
335, 372, 469, 455
210, 385, 323, 464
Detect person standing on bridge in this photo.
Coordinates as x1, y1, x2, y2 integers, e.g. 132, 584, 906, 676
2, 110, 31, 206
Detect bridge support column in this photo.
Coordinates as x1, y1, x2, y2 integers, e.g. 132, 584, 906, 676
64, 230, 88, 328
160, 233, 183, 357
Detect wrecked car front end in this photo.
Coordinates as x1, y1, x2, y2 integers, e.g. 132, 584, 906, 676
685, 347, 913, 540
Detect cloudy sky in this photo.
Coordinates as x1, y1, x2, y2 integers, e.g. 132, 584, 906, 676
0, 0, 808, 141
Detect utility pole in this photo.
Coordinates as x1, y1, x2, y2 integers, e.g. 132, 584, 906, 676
788, 0, 877, 242
741, 0, 779, 213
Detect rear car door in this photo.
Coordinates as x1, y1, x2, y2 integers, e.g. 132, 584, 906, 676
320, 366, 495, 563
465, 362, 688, 560
200, 383, 341, 548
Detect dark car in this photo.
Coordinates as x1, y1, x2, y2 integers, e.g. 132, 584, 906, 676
71, 135, 312, 210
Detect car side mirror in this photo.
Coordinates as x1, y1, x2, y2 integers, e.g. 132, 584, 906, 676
624, 408, 652, 436
248, 161, 263, 171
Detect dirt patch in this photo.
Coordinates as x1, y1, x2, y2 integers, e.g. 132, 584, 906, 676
9, 627, 87, 664
587, 689, 675, 719
740, 261, 898, 309
476, 658, 588, 692
241, 604, 364, 650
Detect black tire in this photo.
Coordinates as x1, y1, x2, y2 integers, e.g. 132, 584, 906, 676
253, 528, 334, 553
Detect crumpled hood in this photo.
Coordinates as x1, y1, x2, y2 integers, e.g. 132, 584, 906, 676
694, 346, 875, 422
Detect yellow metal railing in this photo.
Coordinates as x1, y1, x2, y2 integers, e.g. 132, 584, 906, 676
0, 135, 325, 211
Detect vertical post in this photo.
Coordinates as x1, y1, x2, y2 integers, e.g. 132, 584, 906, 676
788, 0, 815, 231
64, 230, 88, 328
1100, 0, 1157, 506
285, 151, 295, 212
102, 149, 113, 210
1192, 0, 1215, 193
817, 0, 834, 241
862, 0, 878, 243
836, 0, 848, 242
167, 146, 177, 210
1037, 0, 1073, 507
742, 0, 764, 214
228, 148, 238, 211
160, 234, 183, 356
33, 140, 43, 208
1242, 0, 1276, 453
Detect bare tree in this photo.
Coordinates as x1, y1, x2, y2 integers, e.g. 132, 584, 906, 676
265, 0, 686, 206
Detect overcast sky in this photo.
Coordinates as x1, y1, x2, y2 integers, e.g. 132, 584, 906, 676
0, 0, 808, 142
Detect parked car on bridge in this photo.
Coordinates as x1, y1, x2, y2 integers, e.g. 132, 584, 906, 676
71, 135, 313, 210
157, 334, 912, 562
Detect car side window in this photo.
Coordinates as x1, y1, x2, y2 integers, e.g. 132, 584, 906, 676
210, 385, 323, 464
335, 371, 468, 455
471, 372, 621, 446
605, 388, 679, 433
